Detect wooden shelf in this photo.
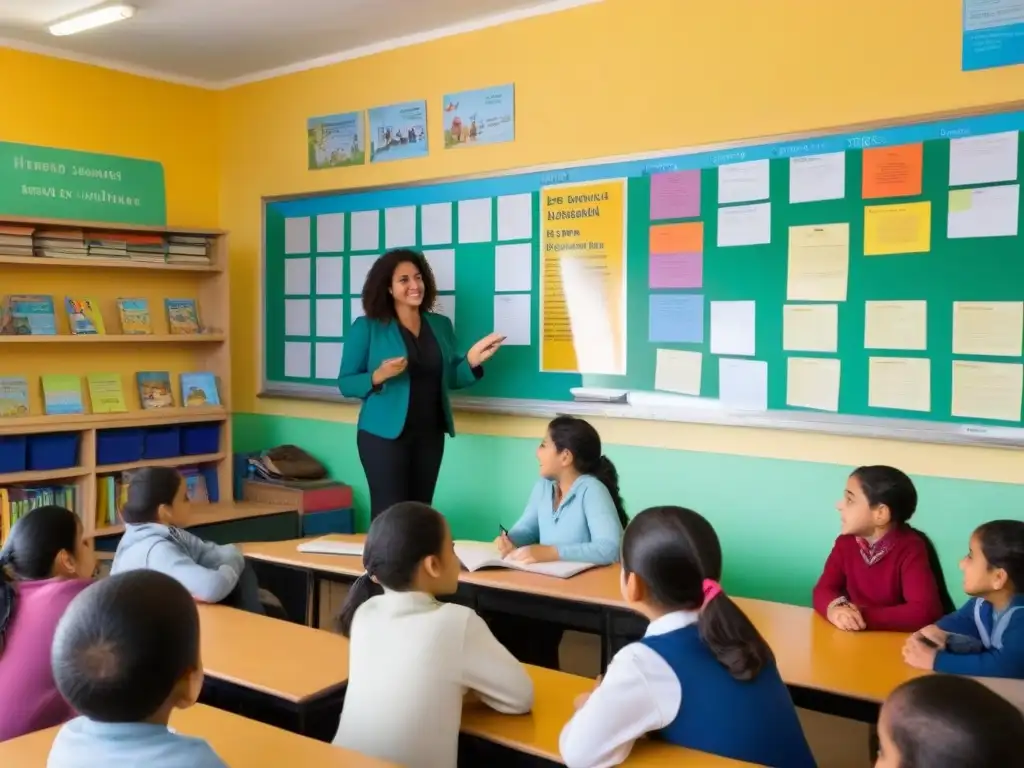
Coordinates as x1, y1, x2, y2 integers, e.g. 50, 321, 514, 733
0, 407, 228, 436
92, 501, 295, 538
0, 466, 91, 484
0, 253, 222, 273
0, 334, 225, 344
98, 452, 224, 473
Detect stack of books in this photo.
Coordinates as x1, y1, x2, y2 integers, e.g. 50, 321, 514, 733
36, 229, 88, 260
0, 225, 35, 257
167, 235, 211, 266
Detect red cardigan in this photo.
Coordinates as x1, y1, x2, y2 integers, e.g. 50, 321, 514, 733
812, 527, 944, 632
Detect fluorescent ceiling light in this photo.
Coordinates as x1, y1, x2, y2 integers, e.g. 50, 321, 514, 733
49, 4, 136, 37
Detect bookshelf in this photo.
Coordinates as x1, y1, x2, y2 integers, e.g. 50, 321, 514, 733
0, 216, 283, 545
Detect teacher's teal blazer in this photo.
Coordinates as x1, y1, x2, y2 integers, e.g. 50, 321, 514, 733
338, 312, 480, 439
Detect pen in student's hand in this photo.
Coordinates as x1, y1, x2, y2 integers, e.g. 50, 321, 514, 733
499, 525, 509, 537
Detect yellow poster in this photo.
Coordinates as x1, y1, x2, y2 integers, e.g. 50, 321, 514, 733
540, 179, 627, 374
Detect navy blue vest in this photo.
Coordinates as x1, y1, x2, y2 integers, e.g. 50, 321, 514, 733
641, 625, 816, 768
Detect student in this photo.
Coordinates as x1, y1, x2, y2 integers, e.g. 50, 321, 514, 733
110, 467, 263, 614
875, 675, 1024, 767
812, 465, 947, 633
560, 506, 816, 768
903, 519, 1024, 678
332, 502, 533, 768
0, 506, 95, 742
47, 570, 226, 767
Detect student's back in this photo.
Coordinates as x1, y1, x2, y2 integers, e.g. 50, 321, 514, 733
0, 506, 94, 743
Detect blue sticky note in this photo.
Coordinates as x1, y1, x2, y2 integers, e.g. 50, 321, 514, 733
649, 294, 704, 343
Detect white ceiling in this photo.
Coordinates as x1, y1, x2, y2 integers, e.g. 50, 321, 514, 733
0, 0, 600, 88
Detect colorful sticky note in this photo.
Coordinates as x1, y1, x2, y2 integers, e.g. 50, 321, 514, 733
649, 294, 704, 343
650, 170, 701, 220
649, 252, 702, 289
949, 189, 973, 213
649, 222, 703, 254
864, 202, 931, 255
862, 143, 923, 199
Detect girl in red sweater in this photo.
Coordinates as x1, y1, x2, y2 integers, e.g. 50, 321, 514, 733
812, 465, 949, 633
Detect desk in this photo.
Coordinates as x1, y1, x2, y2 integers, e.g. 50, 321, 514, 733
460, 665, 756, 766
198, 604, 349, 739
0, 704, 396, 767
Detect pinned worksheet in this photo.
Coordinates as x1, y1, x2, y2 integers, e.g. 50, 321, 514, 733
783, 304, 838, 352
424, 249, 456, 292
284, 258, 311, 296
786, 357, 841, 412
717, 203, 771, 247
654, 349, 702, 396
947, 185, 1020, 239
494, 243, 532, 292
864, 301, 927, 350
649, 294, 704, 343
718, 358, 768, 411
953, 301, 1024, 357
650, 169, 701, 220
710, 301, 756, 356
493, 294, 531, 345
862, 144, 923, 199
421, 202, 453, 246
864, 203, 931, 256
868, 357, 930, 412
497, 194, 533, 241
789, 153, 846, 204
316, 213, 345, 253
350, 211, 380, 252
718, 160, 769, 204
284, 217, 311, 254
952, 361, 1024, 422
385, 206, 417, 249
786, 223, 849, 301
949, 131, 1018, 187
458, 198, 493, 243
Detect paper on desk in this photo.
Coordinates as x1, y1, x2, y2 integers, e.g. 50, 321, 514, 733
948, 185, 1019, 239
421, 202, 453, 246
315, 257, 344, 295
864, 203, 931, 256
424, 249, 456, 292
862, 143, 923, 199
710, 300, 756, 356
650, 169, 701, 220
315, 342, 344, 380
783, 304, 838, 352
298, 538, 364, 556
953, 301, 1024, 357
350, 210, 380, 252
316, 213, 345, 253
869, 357, 930, 412
385, 206, 417, 249
718, 358, 768, 411
495, 243, 532, 292
348, 255, 377, 295
284, 217, 311, 254
654, 349, 703, 396
952, 361, 1024, 422
787, 357, 841, 412
497, 194, 533, 241
790, 152, 846, 204
459, 198, 493, 243
786, 223, 849, 301
718, 159, 770, 204
864, 300, 927, 350
717, 203, 771, 247
284, 299, 310, 336
493, 294, 531, 345
284, 341, 311, 378
949, 131, 1018, 187
284, 257, 311, 296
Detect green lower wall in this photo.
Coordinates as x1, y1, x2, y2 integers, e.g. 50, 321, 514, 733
233, 412, 1020, 607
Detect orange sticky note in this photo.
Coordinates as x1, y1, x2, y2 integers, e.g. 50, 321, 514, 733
649, 222, 703, 254
862, 143, 923, 199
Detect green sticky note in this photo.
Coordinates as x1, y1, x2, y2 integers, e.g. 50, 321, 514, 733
949, 189, 973, 212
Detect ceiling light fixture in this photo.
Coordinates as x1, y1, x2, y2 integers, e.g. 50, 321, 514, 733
49, 4, 136, 37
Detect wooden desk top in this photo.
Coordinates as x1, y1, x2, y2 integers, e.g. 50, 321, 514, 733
198, 604, 349, 703
461, 665, 755, 766
0, 705, 396, 767
240, 536, 924, 703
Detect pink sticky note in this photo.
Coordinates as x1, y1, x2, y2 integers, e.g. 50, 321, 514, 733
650, 252, 702, 289
650, 170, 701, 220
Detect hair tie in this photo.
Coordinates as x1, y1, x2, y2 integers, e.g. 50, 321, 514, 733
702, 579, 723, 606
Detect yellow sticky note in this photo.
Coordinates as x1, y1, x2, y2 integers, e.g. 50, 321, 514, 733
952, 361, 1023, 422
787, 223, 849, 301
868, 357, 931, 412
948, 189, 973, 213
864, 202, 931, 256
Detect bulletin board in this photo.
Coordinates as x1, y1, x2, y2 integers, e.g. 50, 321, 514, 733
261, 105, 1024, 447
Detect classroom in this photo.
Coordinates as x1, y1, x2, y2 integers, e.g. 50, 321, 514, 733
2, 0, 1024, 766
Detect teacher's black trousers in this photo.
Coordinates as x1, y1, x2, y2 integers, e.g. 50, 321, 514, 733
358, 428, 446, 519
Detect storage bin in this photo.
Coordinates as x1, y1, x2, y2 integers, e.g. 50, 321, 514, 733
181, 423, 220, 456
27, 433, 79, 471
142, 426, 181, 459
96, 428, 144, 466
0, 435, 27, 474
301, 508, 355, 536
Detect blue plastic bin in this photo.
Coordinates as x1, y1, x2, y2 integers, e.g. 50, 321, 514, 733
0, 435, 27, 474
142, 426, 181, 459
96, 428, 145, 466
27, 433, 79, 471
181, 423, 220, 456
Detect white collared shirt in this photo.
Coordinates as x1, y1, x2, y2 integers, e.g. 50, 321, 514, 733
559, 610, 699, 768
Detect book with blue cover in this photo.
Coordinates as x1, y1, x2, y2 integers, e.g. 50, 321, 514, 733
1, 295, 57, 335
180, 372, 220, 407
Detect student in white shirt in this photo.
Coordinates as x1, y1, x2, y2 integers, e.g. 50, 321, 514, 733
332, 501, 534, 768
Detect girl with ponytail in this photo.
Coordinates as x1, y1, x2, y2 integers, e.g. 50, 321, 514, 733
0, 505, 95, 742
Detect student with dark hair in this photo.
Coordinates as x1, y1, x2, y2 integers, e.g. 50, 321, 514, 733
110, 467, 263, 614
875, 675, 1024, 767
0, 506, 94, 742
903, 519, 1024, 678
339, 248, 504, 519
333, 502, 532, 768
560, 506, 815, 768
47, 570, 226, 767
812, 465, 946, 632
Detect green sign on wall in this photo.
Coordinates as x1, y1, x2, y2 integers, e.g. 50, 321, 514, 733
0, 141, 166, 226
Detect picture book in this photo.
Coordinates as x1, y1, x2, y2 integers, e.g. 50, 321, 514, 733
453, 541, 599, 579
0, 295, 57, 335
2, 485, 78, 539
87, 373, 127, 414
180, 372, 220, 407
137, 371, 174, 409
0, 376, 29, 418
117, 298, 152, 335
65, 297, 106, 335
165, 298, 200, 335
41, 375, 85, 415
180, 467, 210, 503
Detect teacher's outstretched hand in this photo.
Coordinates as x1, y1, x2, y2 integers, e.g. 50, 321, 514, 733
338, 249, 500, 520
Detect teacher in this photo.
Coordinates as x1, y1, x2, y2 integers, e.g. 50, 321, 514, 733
339, 248, 504, 519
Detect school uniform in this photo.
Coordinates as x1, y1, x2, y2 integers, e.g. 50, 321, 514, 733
559, 611, 816, 768
812, 526, 944, 631
339, 312, 482, 519
47, 719, 226, 768
934, 595, 1024, 678
333, 590, 533, 768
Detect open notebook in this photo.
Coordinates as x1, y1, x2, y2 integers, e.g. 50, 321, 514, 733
453, 541, 599, 579
297, 537, 364, 556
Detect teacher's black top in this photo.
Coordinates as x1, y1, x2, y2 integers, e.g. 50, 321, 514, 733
399, 320, 446, 434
